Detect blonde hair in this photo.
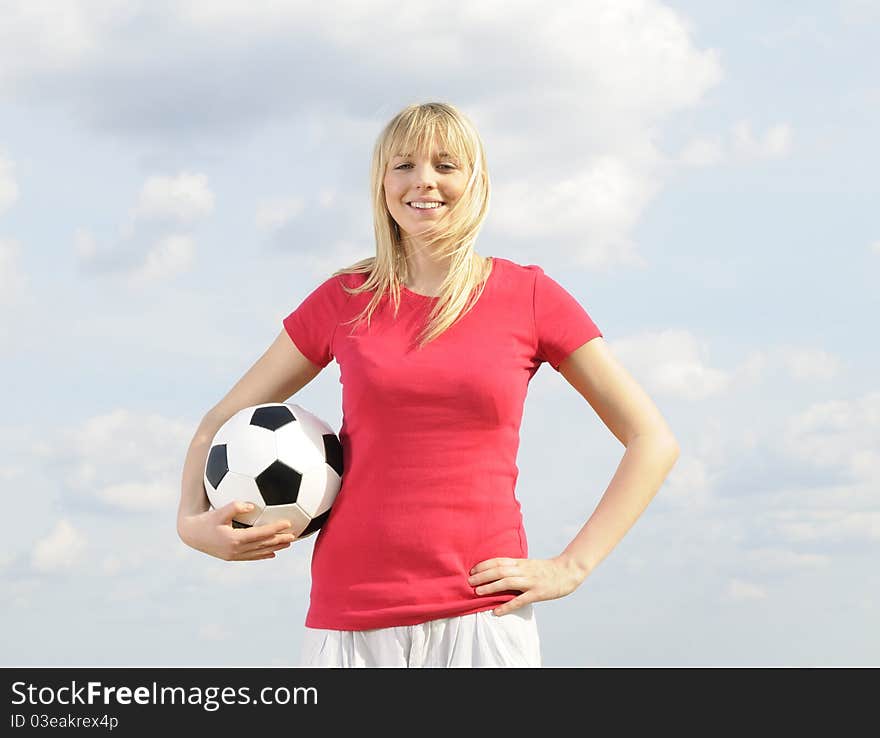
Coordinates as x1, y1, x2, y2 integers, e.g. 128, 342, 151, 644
330, 101, 493, 349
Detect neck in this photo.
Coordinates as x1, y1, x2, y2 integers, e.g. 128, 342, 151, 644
399, 237, 451, 292
397, 246, 491, 294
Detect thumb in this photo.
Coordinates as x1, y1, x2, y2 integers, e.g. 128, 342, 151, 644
220, 500, 255, 523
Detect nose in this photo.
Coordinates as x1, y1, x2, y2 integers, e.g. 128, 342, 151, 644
413, 161, 439, 190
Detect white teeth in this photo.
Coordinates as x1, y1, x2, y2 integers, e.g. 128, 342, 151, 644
409, 202, 443, 209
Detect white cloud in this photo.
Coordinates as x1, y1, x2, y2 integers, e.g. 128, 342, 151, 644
50, 409, 195, 514
132, 173, 215, 223
96, 480, 178, 513
0, 0, 721, 122
688, 391, 880, 549
732, 346, 844, 385
608, 330, 729, 401
256, 196, 306, 232
781, 391, 880, 481
679, 121, 793, 168
173, 0, 722, 121
127, 234, 196, 285
76, 173, 210, 282
491, 155, 655, 269
31, 520, 88, 573
0, 1, 135, 88
529, 1, 722, 116
658, 454, 714, 509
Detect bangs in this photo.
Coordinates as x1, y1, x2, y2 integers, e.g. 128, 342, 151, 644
388, 120, 468, 167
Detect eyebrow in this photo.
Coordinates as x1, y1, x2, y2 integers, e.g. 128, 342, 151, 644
393, 151, 458, 159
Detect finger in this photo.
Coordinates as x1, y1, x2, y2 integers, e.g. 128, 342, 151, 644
474, 577, 528, 596
235, 551, 277, 561
234, 541, 292, 560
238, 532, 296, 555
474, 577, 529, 594
493, 593, 533, 617
468, 568, 496, 586
469, 563, 521, 586
470, 558, 520, 575
222, 500, 255, 522
470, 561, 493, 577
235, 520, 293, 546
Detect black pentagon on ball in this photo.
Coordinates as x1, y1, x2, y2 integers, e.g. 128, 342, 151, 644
323, 434, 344, 477
255, 459, 303, 506
250, 404, 296, 431
205, 444, 229, 489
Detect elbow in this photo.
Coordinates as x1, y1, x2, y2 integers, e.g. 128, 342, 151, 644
650, 435, 680, 476
630, 430, 680, 458
662, 435, 681, 460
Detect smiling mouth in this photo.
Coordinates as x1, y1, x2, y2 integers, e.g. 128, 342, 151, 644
407, 202, 445, 210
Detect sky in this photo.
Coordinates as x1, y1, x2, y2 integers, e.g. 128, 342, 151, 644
1, 0, 878, 668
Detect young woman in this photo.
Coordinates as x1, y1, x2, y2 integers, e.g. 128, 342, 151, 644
177, 101, 680, 667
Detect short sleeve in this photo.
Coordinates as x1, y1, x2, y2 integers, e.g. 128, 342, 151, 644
532, 266, 603, 371
282, 274, 349, 369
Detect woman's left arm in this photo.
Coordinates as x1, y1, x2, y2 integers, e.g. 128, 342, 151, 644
468, 337, 680, 615
556, 428, 680, 580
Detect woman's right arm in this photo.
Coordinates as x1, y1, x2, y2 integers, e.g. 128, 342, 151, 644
177, 328, 323, 561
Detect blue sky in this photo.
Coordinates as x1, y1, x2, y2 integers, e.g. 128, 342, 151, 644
1, 0, 878, 667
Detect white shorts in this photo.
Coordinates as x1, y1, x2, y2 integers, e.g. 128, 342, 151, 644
298, 603, 541, 668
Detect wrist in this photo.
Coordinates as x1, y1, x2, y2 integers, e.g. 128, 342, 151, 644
555, 552, 592, 586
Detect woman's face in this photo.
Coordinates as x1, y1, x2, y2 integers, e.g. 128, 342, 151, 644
383, 143, 466, 241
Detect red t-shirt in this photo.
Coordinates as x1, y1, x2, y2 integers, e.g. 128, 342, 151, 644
282, 256, 603, 630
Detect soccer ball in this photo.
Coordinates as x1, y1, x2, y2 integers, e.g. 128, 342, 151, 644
203, 402, 343, 541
